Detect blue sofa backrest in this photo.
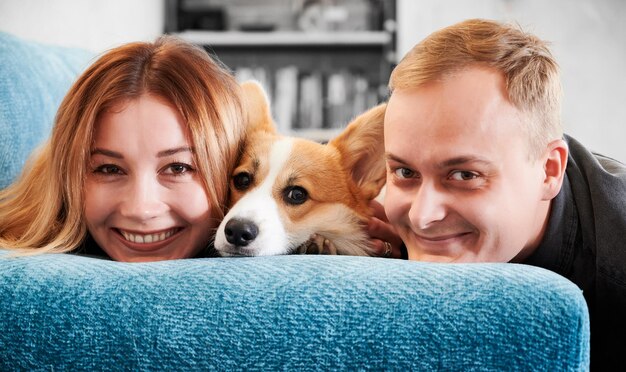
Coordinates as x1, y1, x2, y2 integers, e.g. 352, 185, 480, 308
0, 251, 590, 370
0, 31, 93, 189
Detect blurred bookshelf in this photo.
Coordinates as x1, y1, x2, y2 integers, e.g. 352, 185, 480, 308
165, 0, 396, 142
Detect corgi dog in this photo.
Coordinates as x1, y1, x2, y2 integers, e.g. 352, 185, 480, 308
214, 81, 386, 256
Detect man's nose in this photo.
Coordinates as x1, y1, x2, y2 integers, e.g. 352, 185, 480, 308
408, 181, 447, 230
119, 176, 168, 221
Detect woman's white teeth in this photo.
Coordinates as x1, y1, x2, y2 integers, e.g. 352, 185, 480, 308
121, 229, 176, 244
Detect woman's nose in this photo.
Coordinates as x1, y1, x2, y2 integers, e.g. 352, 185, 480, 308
408, 181, 447, 230
119, 175, 168, 221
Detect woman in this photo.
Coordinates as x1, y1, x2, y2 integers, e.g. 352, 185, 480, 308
0, 36, 245, 262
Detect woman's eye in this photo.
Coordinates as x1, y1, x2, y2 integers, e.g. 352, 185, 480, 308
394, 167, 415, 179
162, 163, 194, 176
93, 164, 123, 175
233, 172, 253, 190
449, 170, 479, 181
283, 186, 308, 205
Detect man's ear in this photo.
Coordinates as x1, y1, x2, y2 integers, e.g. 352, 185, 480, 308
329, 103, 387, 200
541, 139, 568, 200
240, 80, 277, 134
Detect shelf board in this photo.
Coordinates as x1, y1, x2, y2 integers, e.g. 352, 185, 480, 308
174, 30, 392, 47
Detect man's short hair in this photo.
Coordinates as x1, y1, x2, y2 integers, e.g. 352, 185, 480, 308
390, 18, 562, 159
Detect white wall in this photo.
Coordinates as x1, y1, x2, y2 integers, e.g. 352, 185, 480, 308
0, 0, 165, 53
397, 0, 626, 162
1, 0, 624, 161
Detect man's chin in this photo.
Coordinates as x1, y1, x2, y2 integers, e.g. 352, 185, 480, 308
405, 249, 460, 263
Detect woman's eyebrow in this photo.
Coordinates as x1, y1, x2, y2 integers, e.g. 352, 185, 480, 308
90, 147, 194, 159
91, 148, 123, 159
157, 147, 194, 157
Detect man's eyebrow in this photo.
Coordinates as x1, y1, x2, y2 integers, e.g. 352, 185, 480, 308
438, 156, 493, 168
384, 153, 407, 164
157, 147, 194, 157
384, 153, 493, 168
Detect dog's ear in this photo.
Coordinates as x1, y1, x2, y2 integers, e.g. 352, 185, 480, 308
240, 80, 277, 134
329, 103, 387, 200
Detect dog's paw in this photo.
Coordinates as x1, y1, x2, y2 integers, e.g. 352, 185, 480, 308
299, 234, 337, 255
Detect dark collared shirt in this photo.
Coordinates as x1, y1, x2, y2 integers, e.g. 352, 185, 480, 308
524, 134, 626, 370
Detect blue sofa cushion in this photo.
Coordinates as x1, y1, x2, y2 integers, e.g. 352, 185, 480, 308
0, 32, 93, 189
0, 252, 589, 370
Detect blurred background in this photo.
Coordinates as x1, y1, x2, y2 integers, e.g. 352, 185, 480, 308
1, 0, 624, 160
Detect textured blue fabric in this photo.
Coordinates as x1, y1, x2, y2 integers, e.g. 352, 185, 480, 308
0, 251, 589, 371
0, 32, 93, 189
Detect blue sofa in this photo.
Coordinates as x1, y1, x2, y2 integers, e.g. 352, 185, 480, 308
0, 32, 590, 370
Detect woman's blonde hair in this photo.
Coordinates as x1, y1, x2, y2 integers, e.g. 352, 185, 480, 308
390, 18, 562, 159
0, 35, 245, 254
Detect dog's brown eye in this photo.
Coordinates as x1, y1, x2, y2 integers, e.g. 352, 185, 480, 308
233, 172, 253, 190
283, 186, 308, 205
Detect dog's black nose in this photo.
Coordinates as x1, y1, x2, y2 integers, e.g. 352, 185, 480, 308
224, 218, 259, 246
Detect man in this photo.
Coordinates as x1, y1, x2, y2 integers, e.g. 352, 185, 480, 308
380, 18, 626, 368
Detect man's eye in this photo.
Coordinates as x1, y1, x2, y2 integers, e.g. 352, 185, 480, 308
449, 170, 479, 181
394, 167, 415, 179
233, 172, 253, 190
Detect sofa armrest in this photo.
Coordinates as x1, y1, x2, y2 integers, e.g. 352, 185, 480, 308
0, 251, 589, 370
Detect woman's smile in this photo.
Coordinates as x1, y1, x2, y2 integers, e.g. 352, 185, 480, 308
112, 227, 186, 252
117, 227, 182, 244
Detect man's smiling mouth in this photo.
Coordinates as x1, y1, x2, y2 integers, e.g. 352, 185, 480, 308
416, 232, 472, 242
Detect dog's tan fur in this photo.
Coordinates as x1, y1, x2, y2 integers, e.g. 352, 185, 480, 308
215, 81, 386, 256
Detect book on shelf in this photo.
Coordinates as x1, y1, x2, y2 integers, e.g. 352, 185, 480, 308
274, 66, 298, 134
297, 72, 324, 130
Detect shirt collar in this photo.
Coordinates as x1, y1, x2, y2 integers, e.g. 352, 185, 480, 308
523, 173, 578, 274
